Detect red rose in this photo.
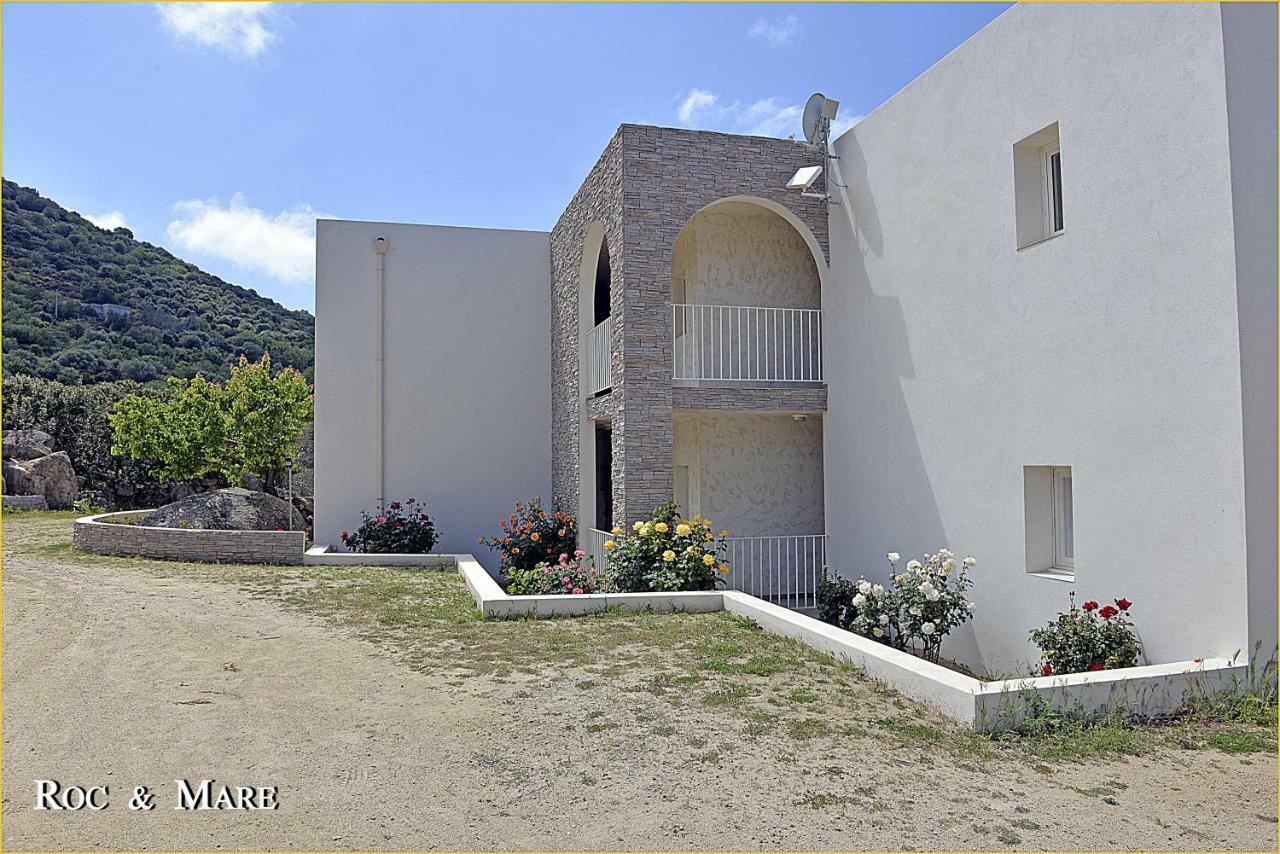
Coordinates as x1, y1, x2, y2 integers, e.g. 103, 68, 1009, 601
1115, 598, 1132, 611
1041, 664, 1052, 676
1090, 663, 1104, 671
340, 531, 349, 541
1082, 601, 1099, 612
1099, 605, 1119, 619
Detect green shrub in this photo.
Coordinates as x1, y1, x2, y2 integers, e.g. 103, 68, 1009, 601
339, 498, 437, 553
506, 550, 604, 596
1030, 595, 1140, 675
479, 496, 577, 572
604, 501, 729, 593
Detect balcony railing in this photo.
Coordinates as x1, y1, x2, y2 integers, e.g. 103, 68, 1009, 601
580, 527, 825, 612
673, 304, 823, 383
584, 316, 613, 396
722, 533, 827, 610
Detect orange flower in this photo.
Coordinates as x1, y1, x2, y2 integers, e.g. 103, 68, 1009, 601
476, 537, 484, 545
557, 528, 566, 537
531, 532, 540, 541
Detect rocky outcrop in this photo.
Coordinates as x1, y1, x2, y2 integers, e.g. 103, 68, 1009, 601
144, 487, 296, 532
22, 452, 77, 508
3, 429, 53, 462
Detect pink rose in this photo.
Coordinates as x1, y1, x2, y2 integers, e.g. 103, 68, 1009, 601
562, 576, 570, 584
572, 588, 583, 595
574, 550, 585, 558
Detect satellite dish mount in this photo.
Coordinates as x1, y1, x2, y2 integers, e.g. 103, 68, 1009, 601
792, 92, 843, 205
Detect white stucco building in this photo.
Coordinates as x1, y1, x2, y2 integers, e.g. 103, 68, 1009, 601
315, 3, 1276, 674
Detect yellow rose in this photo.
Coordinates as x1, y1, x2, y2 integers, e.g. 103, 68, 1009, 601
654, 522, 669, 533
603, 540, 615, 550
702, 553, 716, 566
704, 534, 713, 542
718, 530, 729, 538
686, 545, 700, 555
718, 563, 731, 575
632, 521, 644, 532
611, 526, 624, 536
662, 549, 676, 562
675, 523, 691, 537
703, 519, 712, 528
693, 513, 703, 522
641, 523, 653, 536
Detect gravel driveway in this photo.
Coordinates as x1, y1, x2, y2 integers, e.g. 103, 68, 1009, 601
3, 514, 1275, 851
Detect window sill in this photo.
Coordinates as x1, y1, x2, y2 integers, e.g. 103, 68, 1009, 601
1028, 569, 1075, 583
1016, 231, 1064, 252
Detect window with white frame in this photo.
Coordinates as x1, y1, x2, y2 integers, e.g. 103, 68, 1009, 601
1043, 144, 1064, 237
1050, 466, 1073, 571
1024, 464, 1074, 578
1013, 122, 1063, 248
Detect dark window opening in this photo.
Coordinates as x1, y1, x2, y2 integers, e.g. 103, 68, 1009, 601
593, 240, 611, 327
594, 423, 613, 531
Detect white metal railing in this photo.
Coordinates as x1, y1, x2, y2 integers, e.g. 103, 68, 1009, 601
673, 304, 823, 383
584, 317, 613, 396
580, 527, 611, 568
722, 534, 826, 610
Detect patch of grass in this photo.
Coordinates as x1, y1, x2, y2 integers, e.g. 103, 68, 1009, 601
784, 717, 829, 740
874, 717, 944, 744
703, 684, 752, 707
1206, 729, 1275, 754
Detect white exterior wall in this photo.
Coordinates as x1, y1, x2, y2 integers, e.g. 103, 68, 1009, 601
314, 219, 551, 568
824, 3, 1261, 672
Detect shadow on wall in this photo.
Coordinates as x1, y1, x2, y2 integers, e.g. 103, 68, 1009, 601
826, 135, 987, 668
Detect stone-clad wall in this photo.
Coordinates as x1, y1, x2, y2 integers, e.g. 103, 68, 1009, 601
671, 386, 828, 413
549, 131, 624, 524
73, 511, 305, 565
618, 126, 828, 522
550, 124, 829, 528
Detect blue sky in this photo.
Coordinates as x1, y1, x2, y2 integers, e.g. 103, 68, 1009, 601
3, 2, 1008, 311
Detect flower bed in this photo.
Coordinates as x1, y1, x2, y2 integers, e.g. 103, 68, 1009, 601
74, 510, 304, 565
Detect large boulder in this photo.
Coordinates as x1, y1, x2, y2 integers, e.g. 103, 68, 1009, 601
23, 452, 78, 509
4, 458, 43, 496
3, 429, 53, 462
144, 487, 295, 531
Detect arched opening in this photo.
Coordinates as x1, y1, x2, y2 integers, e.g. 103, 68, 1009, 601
669, 197, 826, 609
593, 239, 611, 326
576, 224, 615, 543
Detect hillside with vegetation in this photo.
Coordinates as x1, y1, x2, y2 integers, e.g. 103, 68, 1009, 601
1, 179, 314, 384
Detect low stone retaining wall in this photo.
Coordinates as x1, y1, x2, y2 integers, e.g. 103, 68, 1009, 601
3, 494, 48, 510
304, 545, 456, 568
74, 510, 305, 565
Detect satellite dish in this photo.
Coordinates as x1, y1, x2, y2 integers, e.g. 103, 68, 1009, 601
802, 93, 827, 145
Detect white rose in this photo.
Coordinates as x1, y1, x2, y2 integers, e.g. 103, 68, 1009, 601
886, 552, 901, 565
909, 605, 922, 617
967, 601, 977, 611
925, 588, 941, 603
851, 593, 867, 608
858, 580, 872, 595
907, 560, 922, 572
878, 614, 890, 626
963, 556, 976, 568
872, 584, 885, 597
893, 574, 904, 584
921, 622, 936, 636
872, 627, 884, 638
942, 558, 956, 575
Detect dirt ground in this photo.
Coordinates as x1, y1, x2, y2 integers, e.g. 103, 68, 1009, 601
2, 513, 1276, 851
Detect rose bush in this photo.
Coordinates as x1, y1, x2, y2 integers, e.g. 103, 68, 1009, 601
821, 549, 976, 664
340, 498, 437, 553
506, 549, 604, 596
603, 501, 731, 592
479, 496, 577, 572
1030, 595, 1140, 675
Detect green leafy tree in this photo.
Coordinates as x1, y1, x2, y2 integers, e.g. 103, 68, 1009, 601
109, 354, 313, 486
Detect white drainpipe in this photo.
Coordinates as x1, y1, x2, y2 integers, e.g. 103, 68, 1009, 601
373, 237, 390, 510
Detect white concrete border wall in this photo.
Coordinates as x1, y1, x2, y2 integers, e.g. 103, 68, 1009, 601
453, 561, 1247, 732
823, 3, 1271, 674
314, 219, 552, 569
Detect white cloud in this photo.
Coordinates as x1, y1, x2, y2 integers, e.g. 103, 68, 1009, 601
166, 194, 326, 285
677, 89, 718, 124
85, 211, 129, 231
675, 88, 864, 140
155, 3, 279, 58
748, 14, 801, 47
